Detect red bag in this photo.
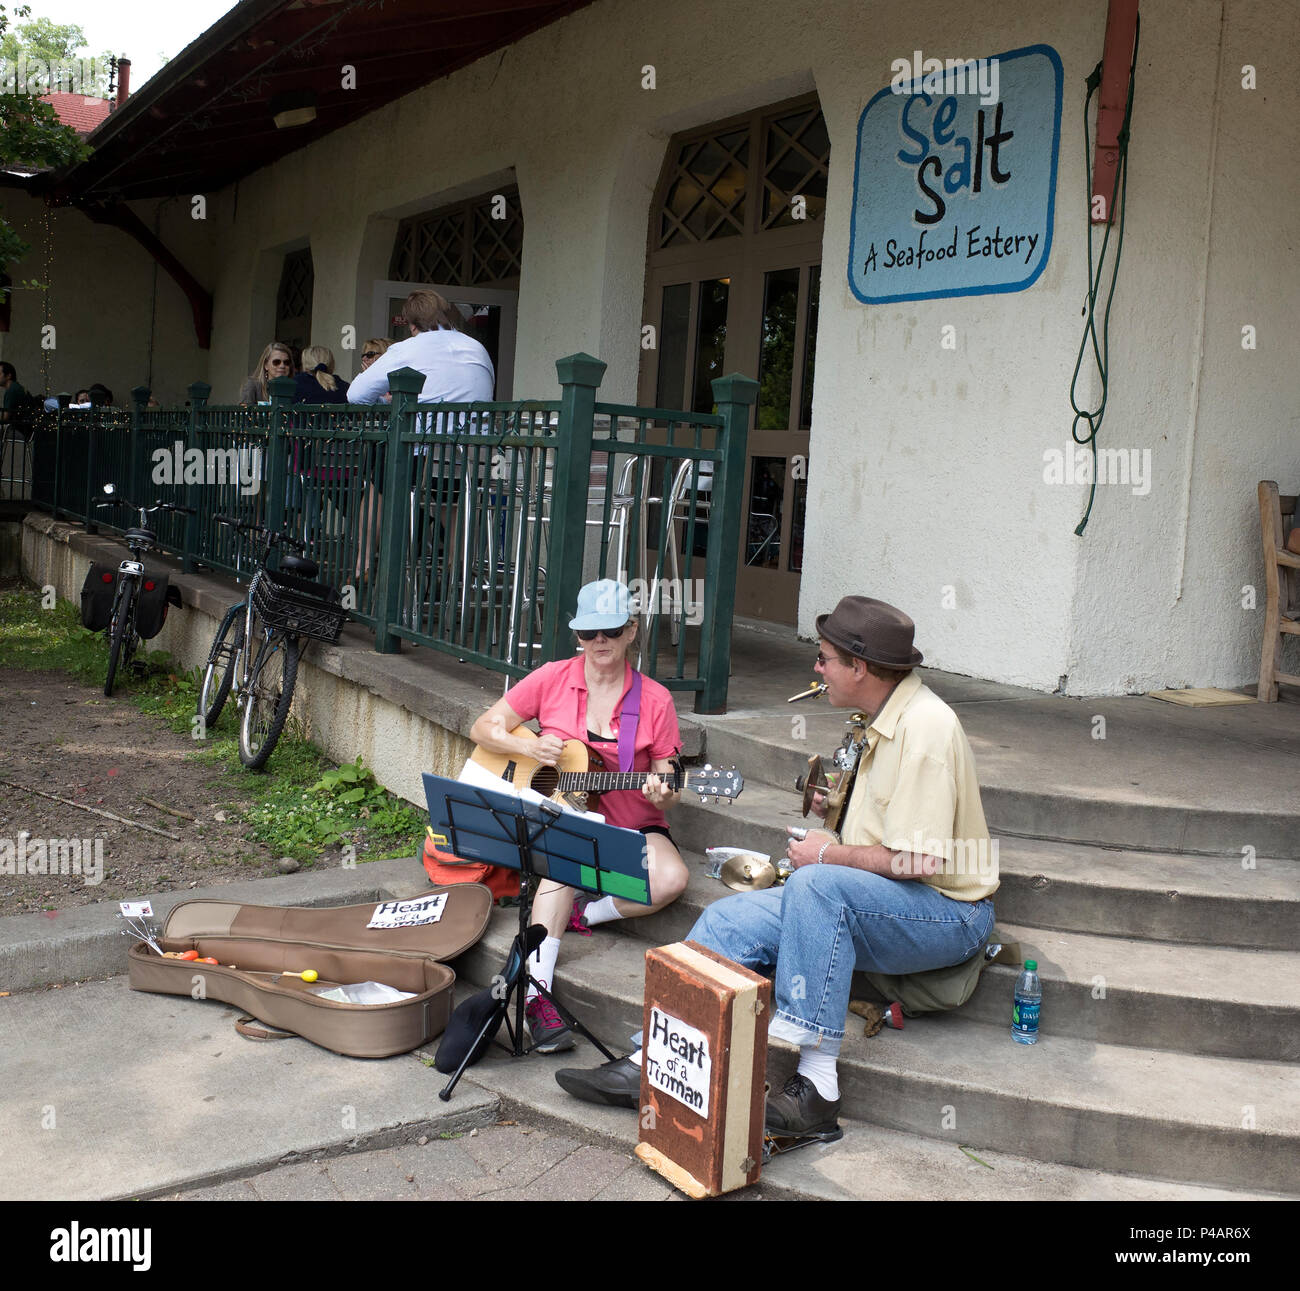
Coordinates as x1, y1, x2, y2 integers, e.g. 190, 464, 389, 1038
422, 830, 519, 902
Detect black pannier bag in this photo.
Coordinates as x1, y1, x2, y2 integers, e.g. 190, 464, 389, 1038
134, 571, 183, 639
80, 563, 118, 632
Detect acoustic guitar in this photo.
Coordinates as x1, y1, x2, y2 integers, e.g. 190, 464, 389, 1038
471, 725, 744, 811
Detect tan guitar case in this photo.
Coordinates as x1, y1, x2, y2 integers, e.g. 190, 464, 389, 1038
127, 888, 493, 1058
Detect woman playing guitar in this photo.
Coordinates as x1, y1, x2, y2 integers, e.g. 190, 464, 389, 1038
467, 578, 686, 1055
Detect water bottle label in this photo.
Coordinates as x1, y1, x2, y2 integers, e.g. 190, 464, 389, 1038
1012, 997, 1040, 1033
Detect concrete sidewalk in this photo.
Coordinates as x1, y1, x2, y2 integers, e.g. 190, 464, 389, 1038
0, 971, 498, 1201
162, 1123, 689, 1202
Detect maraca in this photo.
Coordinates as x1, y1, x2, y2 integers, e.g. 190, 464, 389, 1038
280, 969, 318, 982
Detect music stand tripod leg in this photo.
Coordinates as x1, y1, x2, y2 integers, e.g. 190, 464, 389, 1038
438, 991, 509, 1102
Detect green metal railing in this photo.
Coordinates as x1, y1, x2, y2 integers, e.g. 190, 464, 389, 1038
26, 355, 757, 711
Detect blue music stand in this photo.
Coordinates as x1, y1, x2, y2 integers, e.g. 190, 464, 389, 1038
423, 772, 650, 1099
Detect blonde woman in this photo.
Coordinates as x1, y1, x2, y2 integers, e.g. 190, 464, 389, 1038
238, 341, 295, 405
292, 345, 349, 404
359, 337, 390, 372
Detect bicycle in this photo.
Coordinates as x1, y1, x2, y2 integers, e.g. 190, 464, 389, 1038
198, 514, 346, 770
93, 485, 195, 698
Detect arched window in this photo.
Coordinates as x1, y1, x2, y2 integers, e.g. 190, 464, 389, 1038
379, 188, 524, 396
389, 188, 523, 288
276, 247, 314, 358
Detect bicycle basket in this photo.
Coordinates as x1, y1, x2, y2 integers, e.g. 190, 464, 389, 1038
251, 568, 347, 643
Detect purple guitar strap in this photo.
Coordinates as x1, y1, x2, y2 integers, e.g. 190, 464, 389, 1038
616, 670, 643, 774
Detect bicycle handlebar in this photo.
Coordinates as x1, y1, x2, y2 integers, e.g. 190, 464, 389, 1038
212, 514, 306, 552
95, 498, 196, 516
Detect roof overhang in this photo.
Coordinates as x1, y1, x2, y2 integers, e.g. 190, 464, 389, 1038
36, 0, 596, 204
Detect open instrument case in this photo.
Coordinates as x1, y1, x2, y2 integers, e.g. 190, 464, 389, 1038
127, 890, 493, 1058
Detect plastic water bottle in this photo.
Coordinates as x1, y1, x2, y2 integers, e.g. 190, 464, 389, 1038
1011, 959, 1041, 1044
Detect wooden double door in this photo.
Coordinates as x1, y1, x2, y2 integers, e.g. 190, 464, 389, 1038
637, 97, 827, 623
640, 242, 821, 623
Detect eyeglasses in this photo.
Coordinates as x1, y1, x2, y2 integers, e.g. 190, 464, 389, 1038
361, 351, 381, 360
576, 624, 626, 641
268, 358, 292, 367
816, 651, 850, 667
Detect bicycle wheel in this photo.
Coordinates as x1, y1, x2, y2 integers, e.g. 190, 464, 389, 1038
238, 611, 301, 770
198, 603, 245, 732
104, 580, 137, 698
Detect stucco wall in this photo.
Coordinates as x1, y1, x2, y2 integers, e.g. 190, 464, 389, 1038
0, 189, 213, 406
1067, 0, 1300, 692
8, 0, 1295, 695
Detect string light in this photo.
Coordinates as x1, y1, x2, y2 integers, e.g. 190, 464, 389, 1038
41, 203, 54, 395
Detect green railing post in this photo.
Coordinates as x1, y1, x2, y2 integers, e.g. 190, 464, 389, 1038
263, 375, 296, 544
83, 405, 98, 533
696, 372, 758, 713
541, 353, 606, 660
374, 365, 424, 654
183, 381, 211, 572
50, 405, 63, 519
129, 386, 150, 506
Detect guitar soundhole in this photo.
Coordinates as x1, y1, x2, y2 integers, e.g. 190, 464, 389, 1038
531, 766, 559, 798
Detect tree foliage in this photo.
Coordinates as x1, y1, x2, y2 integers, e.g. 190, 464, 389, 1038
0, 4, 92, 276
0, 13, 89, 62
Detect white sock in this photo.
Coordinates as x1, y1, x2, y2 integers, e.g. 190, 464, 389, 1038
526, 936, 561, 1002
582, 895, 624, 927
797, 1041, 841, 1101
627, 1048, 642, 1067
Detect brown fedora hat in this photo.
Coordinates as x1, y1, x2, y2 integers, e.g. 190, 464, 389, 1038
816, 596, 923, 669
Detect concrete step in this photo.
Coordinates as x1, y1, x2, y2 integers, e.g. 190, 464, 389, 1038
447, 1031, 1285, 1200
569, 862, 1299, 1062
689, 697, 1300, 859
671, 782, 1300, 951
452, 913, 1300, 1193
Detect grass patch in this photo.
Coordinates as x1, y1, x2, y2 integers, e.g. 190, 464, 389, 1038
0, 581, 425, 863
0, 587, 115, 682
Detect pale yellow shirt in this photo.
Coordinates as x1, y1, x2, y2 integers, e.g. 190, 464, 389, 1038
838, 672, 998, 902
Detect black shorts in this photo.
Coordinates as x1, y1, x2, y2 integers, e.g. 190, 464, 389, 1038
641, 825, 675, 845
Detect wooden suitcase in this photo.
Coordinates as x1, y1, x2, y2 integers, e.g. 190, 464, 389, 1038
127, 889, 492, 1058
635, 940, 770, 1198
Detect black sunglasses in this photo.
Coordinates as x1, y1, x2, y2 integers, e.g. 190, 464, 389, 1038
576, 624, 626, 641
361, 351, 381, 360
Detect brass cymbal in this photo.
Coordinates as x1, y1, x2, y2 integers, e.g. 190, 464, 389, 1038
720, 853, 778, 892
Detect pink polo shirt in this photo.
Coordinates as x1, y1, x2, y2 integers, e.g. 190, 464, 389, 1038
504, 655, 682, 831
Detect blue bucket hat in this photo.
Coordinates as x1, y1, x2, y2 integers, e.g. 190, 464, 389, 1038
569, 579, 631, 631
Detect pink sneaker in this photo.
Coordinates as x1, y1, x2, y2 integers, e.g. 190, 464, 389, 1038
566, 898, 593, 936
525, 994, 575, 1053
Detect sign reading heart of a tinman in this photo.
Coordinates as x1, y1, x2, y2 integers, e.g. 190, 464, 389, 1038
849, 44, 1063, 304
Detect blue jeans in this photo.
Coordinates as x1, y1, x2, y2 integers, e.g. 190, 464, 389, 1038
688, 866, 994, 1043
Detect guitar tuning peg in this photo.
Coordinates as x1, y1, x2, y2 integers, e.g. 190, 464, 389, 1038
703, 763, 713, 771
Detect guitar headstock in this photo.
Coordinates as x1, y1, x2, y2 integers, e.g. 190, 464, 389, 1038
687, 764, 744, 804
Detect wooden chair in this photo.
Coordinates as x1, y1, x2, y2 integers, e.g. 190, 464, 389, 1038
1257, 480, 1300, 701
